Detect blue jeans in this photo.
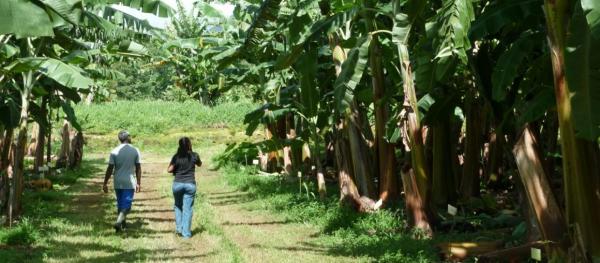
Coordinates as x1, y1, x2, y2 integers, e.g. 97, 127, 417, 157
172, 182, 196, 238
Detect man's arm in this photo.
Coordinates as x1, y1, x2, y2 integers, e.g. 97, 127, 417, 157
135, 163, 141, 193
103, 165, 114, 193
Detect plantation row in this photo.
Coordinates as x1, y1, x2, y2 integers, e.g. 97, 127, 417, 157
0, 0, 599, 262
211, 0, 600, 261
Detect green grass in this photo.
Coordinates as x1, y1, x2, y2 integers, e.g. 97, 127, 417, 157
75, 100, 256, 136
219, 165, 439, 262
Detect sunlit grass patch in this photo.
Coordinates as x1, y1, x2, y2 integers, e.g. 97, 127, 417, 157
75, 100, 256, 136
84, 127, 253, 156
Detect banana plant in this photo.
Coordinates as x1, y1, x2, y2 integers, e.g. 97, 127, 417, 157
543, 0, 600, 259
0, 0, 154, 220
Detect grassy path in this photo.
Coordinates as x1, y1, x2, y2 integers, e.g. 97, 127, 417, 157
19, 150, 360, 262
200, 169, 357, 263
32, 155, 231, 262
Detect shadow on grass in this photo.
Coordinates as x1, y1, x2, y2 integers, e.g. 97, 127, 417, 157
192, 226, 206, 236
206, 190, 238, 195
129, 208, 173, 214
221, 220, 291, 226
205, 190, 253, 207
134, 197, 164, 202
249, 243, 330, 253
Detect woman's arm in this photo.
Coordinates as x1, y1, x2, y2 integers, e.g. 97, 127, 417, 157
168, 155, 176, 173
195, 153, 202, 167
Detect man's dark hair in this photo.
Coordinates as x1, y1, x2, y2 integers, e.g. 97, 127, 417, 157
118, 130, 130, 143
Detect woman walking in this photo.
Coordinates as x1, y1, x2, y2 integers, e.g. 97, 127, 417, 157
167, 137, 202, 239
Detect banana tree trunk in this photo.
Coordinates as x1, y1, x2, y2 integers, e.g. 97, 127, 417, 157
400, 165, 432, 236
28, 123, 38, 157
361, 0, 398, 203
33, 124, 45, 172
347, 101, 376, 198
1, 129, 13, 217
336, 119, 380, 212
460, 95, 484, 200
283, 144, 292, 174
335, 121, 359, 201
544, 0, 600, 258
283, 114, 294, 174
301, 142, 311, 170
1, 130, 13, 171
431, 116, 455, 206
313, 140, 327, 200
46, 108, 52, 165
34, 96, 48, 172
272, 119, 286, 171
370, 37, 398, 203
541, 112, 559, 179
56, 121, 71, 168
69, 131, 83, 169
398, 43, 432, 235
513, 125, 567, 259
85, 87, 94, 105
312, 130, 327, 200
12, 81, 32, 219
330, 36, 376, 199
486, 128, 504, 187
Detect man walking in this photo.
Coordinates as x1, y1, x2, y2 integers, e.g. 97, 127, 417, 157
103, 130, 141, 232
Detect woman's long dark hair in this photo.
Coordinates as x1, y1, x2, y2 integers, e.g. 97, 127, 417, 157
174, 137, 193, 166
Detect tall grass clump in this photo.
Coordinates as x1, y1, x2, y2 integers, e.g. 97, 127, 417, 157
75, 100, 256, 135
0, 218, 39, 246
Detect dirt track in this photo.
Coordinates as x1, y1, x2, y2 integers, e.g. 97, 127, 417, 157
53, 154, 359, 262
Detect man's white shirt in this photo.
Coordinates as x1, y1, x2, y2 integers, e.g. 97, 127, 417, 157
109, 143, 141, 189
